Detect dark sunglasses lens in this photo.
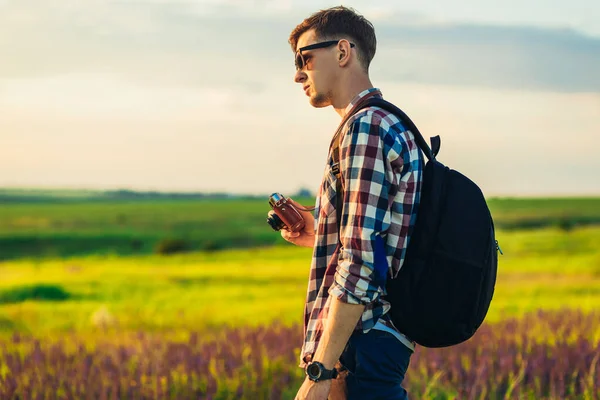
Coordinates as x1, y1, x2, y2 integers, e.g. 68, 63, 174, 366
295, 53, 303, 70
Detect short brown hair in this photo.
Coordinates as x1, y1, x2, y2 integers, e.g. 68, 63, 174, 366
288, 6, 377, 71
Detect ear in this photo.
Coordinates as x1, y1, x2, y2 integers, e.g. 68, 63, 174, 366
337, 39, 352, 68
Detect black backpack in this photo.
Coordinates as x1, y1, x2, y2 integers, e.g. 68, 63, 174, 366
334, 98, 499, 348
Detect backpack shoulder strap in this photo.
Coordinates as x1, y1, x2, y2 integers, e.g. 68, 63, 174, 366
362, 98, 439, 161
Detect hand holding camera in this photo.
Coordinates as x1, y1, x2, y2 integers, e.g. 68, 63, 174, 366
267, 193, 316, 248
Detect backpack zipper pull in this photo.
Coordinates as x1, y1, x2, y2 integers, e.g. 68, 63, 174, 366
496, 240, 503, 255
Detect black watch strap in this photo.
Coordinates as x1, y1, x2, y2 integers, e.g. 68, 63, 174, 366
306, 361, 338, 382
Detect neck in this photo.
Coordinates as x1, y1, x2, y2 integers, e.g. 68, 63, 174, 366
331, 73, 374, 117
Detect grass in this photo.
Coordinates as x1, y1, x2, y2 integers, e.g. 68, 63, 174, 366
0, 226, 599, 340
1, 196, 599, 259
0, 212, 599, 398
0, 199, 309, 259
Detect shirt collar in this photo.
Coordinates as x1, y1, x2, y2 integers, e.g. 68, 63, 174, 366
343, 87, 383, 117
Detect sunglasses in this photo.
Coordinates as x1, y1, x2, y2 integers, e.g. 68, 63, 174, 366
295, 40, 356, 71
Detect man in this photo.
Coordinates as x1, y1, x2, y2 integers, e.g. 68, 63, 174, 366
281, 6, 424, 400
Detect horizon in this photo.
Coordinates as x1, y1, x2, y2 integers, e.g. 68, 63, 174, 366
2, 186, 600, 200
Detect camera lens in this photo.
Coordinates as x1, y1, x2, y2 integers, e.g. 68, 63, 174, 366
266, 210, 285, 231
269, 193, 283, 208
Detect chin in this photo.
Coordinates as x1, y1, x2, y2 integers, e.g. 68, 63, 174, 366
309, 93, 330, 108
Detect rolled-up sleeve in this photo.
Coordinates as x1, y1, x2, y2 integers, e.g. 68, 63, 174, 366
329, 113, 394, 305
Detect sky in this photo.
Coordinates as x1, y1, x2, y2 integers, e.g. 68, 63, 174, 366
1, 0, 599, 197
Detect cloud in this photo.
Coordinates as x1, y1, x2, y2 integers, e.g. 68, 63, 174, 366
1, 1, 599, 93
373, 23, 600, 92
0, 1, 296, 91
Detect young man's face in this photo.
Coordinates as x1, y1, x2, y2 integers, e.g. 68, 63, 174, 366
293, 29, 338, 108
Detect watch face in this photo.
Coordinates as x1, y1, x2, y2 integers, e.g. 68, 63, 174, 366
307, 363, 321, 379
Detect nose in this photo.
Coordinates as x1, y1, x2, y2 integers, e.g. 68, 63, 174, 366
294, 70, 306, 84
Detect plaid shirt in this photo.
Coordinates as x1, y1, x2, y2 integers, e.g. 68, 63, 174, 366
300, 88, 424, 367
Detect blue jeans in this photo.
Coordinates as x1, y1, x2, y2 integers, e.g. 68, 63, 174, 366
338, 329, 412, 400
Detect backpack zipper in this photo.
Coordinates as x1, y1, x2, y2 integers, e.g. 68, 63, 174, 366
496, 240, 503, 255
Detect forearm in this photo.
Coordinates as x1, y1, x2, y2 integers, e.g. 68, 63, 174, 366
312, 297, 365, 369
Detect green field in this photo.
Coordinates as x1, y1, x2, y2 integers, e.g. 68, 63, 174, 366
1, 193, 599, 398
0, 196, 311, 259
1, 193, 600, 337
1, 226, 599, 340
1, 192, 599, 260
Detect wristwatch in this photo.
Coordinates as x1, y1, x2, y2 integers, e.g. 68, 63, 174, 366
305, 361, 338, 382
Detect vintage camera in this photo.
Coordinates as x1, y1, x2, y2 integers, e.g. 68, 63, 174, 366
267, 193, 306, 233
